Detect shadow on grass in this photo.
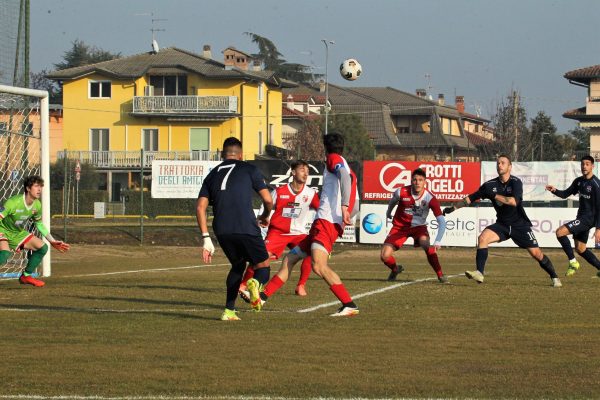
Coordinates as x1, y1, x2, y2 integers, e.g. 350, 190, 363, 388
64, 294, 222, 309
0, 302, 218, 320
85, 283, 221, 293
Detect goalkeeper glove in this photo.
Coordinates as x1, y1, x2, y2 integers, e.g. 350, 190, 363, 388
50, 240, 70, 253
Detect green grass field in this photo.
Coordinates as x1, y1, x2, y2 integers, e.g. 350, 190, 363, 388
1, 245, 600, 399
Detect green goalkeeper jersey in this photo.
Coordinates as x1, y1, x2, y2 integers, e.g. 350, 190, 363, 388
0, 194, 48, 237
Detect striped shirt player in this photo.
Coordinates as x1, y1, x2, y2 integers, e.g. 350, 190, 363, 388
196, 137, 273, 321
0, 175, 70, 287
444, 154, 561, 287
546, 155, 600, 277
252, 132, 361, 317
381, 168, 448, 283
239, 160, 319, 298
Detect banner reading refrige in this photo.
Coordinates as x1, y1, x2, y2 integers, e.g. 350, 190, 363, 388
362, 161, 480, 202
152, 160, 221, 198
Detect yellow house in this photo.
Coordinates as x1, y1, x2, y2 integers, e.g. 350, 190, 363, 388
47, 46, 289, 196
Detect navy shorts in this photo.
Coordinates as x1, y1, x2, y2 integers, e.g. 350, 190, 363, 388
216, 233, 269, 266
565, 219, 594, 243
486, 223, 539, 249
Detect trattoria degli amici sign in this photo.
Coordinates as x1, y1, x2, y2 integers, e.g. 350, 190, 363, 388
362, 161, 481, 202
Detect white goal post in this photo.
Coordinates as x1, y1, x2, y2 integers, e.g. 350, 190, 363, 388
0, 84, 51, 278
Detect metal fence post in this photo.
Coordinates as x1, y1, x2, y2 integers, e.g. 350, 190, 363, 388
140, 148, 144, 245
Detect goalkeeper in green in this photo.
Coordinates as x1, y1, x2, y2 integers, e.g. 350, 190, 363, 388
0, 175, 70, 286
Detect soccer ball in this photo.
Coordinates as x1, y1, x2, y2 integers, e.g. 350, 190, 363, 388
340, 58, 362, 81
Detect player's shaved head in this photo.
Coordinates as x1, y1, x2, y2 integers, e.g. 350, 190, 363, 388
222, 137, 242, 158
23, 175, 44, 193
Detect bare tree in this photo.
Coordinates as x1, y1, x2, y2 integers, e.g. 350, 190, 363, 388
284, 119, 325, 160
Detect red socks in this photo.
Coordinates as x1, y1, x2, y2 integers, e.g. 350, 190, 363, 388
383, 256, 397, 271
263, 275, 285, 297
240, 267, 255, 287
297, 257, 312, 286
426, 247, 443, 277
330, 283, 352, 304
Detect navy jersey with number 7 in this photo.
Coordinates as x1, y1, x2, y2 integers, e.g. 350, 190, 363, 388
198, 159, 268, 236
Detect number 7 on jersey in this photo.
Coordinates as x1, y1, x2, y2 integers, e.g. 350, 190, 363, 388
218, 164, 236, 190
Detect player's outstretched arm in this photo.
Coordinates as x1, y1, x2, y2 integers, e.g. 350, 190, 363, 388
443, 196, 471, 215
196, 196, 214, 263
547, 180, 578, 199
35, 220, 70, 252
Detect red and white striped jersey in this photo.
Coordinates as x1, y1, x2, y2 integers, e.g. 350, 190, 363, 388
269, 183, 319, 235
390, 186, 442, 229
316, 153, 359, 226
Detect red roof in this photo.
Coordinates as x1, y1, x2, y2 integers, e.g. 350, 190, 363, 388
464, 130, 494, 146
564, 65, 600, 84
286, 94, 326, 104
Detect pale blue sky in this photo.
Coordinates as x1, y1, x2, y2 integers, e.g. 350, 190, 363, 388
31, 0, 600, 132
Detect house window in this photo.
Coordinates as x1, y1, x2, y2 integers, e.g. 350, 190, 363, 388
90, 129, 109, 151
397, 127, 409, 134
89, 81, 111, 98
258, 131, 263, 154
0, 122, 7, 135
258, 83, 264, 102
149, 75, 187, 96
21, 122, 33, 136
143, 128, 159, 151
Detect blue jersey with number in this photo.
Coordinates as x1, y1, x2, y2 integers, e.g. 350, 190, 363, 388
552, 175, 600, 228
469, 175, 531, 227
198, 159, 268, 236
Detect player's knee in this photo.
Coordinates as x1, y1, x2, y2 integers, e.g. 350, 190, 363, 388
575, 246, 586, 255
0, 250, 11, 265
311, 261, 326, 277
37, 243, 48, 256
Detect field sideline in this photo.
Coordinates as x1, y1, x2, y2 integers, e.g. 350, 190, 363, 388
1, 245, 600, 399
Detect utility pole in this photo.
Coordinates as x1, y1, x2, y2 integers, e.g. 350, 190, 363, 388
512, 90, 519, 161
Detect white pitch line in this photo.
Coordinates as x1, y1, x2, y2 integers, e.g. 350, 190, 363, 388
62, 263, 230, 277
297, 273, 463, 313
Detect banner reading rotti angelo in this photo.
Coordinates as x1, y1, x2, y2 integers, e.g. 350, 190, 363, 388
362, 161, 481, 202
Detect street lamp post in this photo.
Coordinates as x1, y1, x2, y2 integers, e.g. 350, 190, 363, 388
322, 39, 334, 135
540, 132, 549, 161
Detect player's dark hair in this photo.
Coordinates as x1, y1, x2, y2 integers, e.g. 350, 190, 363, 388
581, 155, 595, 164
412, 168, 426, 178
23, 175, 44, 193
497, 153, 512, 164
291, 160, 309, 170
222, 137, 242, 157
323, 132, 344, 155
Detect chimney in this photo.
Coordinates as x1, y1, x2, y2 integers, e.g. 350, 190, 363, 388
203, 45, 212, 59
455, 95, 465, 113
416, 88, 426, 98
252, 59, 261, 71
286, 94, 294, 110
438, 93, 445, 106
319, 80, 326, 93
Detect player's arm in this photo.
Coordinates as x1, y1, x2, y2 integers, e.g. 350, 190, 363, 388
386, 189, 401, 220
430, 198, 446, 249
309, 191, 320, 210
494, 179, 523, 207
195, 195, 215, 263
443, 190, 477, 215
546, 179, 578, 199
592, 179, 600, 244
34, 220, 70, 252
337, 166, 353, 225
257, 188, 273, 228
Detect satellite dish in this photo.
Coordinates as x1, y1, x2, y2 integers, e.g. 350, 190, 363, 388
151, 39, 159, 54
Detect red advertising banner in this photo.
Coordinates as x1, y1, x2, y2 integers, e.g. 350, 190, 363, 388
362, 161, 481, 201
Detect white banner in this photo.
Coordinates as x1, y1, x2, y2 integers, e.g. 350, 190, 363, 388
480, 161, 590, 201
359, 204, 593, 248
151, 160, 221, 198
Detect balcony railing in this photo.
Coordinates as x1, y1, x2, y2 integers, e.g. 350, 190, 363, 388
132, 95, 238, 114
57, 150, 221, 168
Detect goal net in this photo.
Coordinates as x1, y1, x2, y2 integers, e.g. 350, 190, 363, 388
0, 85, 51, 278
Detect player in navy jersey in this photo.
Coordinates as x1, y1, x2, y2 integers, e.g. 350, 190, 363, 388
196, 137, 273, 321
546, 155, 600, 278
444, 154, 561, 287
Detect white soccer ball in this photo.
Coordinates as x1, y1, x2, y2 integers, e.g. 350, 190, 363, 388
339, 58, 362, 81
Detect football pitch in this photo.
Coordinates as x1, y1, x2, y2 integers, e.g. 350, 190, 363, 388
1, 245, 599, 399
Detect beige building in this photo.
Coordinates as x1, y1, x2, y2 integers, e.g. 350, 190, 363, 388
564, 64, 600, 157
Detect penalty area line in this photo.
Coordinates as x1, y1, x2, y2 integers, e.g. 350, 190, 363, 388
297, 273, 464, 313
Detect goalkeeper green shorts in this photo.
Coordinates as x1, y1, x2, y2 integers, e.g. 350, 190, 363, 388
0, 228, 34, 250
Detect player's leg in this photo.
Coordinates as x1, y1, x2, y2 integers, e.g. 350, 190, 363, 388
466, 226, 502, 283
295, 256, 312, 296
310, 244, 358, 316
525, 247, 561, 286
0, 235, 11, 265
417, 234, 446, 282
556, 222, 580, 276
19, 235, 47, 287
380, 228, 406, 281
571, 225, 600, 273
255, 249, 304, 310
216, 234, 248, 319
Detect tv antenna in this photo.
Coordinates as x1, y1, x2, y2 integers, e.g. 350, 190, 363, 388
135, 12, 167, 53
424, 73, 434, 100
